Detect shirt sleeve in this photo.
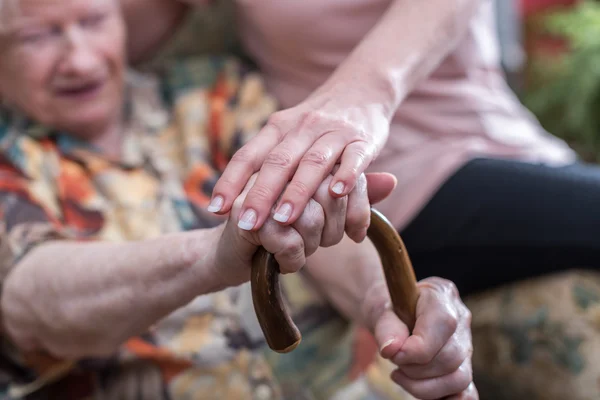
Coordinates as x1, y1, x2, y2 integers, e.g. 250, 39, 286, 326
0, 164, 78, 397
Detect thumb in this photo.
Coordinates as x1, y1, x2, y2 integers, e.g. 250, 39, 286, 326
373, 309, 410, 360
365, 173, 397, 204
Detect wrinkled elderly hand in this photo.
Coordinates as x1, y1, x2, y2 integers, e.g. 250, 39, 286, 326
208, 93, 392, 242
363, 278, 477, 400
215, 171, 396, 288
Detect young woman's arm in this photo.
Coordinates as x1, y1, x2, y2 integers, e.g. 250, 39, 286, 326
211, 0, 481, 238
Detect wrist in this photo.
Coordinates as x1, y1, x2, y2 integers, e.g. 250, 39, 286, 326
184, 223, 232, 295
204, 221, 255, 290
319, 61, 401, 121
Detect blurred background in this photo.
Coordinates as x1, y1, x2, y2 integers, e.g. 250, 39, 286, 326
499, 0, 600, 162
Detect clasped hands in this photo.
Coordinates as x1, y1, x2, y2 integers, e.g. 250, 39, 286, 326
217, 170, 478, 400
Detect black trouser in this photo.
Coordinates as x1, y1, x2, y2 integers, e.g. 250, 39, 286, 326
399, 158, 600, 297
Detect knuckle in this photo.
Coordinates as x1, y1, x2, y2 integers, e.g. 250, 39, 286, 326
284, 239, 304, 258
424, 277, 460, 300
304, 215, 321, 233
301, 149, 331, 169
229, 147, 254, 165
441, 279, 461, 298
455, 365, 474, 392
440, 310, 460, 333
463, 306, 473, 326
303, 204, 324, 232
267, 112, 286, 129
264, 149, 294, 170
302, 110, 327, 129
350, 145, 370, 166
466, 384, 479, 400
247, 183, 276, 203
287, 180, 311, 198
320, 218, 345, 247
279, 241, 305, 273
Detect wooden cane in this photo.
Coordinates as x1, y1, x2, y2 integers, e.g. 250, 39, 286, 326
251, 208, 420, 353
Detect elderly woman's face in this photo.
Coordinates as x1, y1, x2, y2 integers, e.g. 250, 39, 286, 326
0, 0, 125, 137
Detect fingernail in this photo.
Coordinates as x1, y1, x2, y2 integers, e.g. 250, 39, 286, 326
332, 181, 345, 195
238, 209, 257, 231
380, 338, 395, 353
273, 203, 292, 223
207, 196, 224, 213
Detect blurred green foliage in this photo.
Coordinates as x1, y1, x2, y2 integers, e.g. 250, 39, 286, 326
522, 0, 600, 162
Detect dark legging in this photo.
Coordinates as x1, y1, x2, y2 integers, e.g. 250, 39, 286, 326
399, 157, 600, 297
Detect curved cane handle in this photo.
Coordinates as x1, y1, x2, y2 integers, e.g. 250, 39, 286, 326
251, 208, 420, 354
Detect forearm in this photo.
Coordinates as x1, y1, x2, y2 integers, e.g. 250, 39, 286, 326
304, 235, 388, 327
315, 0, 480, 118
1, 225, 225, 358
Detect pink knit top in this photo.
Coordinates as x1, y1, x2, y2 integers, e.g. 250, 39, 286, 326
235, 0, 576, 228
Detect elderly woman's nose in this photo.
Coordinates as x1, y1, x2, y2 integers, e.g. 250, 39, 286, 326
58, 28, 100, 74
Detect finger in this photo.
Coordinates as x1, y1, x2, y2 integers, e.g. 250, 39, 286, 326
391, 358, 473, 400
210, 125, 282, 215
229, 173, 260, 221
362, 281, 411, 359
399, 320, 472, 379
258, 220, 306, 275
373, 309, 410, 360
274, 135, 347, 225
365, 172, 397, 204
394, 279, 461, 366
290, 198, 325, 257
237, 131, 317, 232
444, 382, 479, 400
222, 174, 263, 259
330, 140, 376, 198
345, 173, 370, 243
311, 175, 347, 247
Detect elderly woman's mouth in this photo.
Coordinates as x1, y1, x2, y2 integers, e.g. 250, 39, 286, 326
54, 81, 105, 99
